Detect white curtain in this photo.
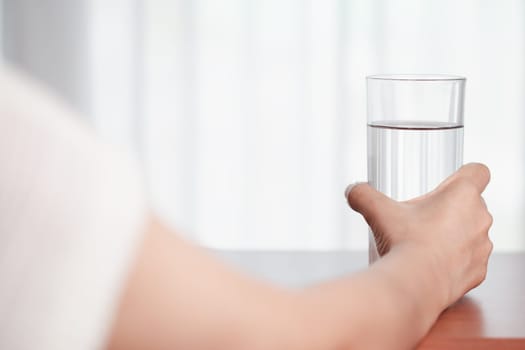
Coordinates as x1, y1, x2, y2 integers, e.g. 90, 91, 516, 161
3, 0, 525, 251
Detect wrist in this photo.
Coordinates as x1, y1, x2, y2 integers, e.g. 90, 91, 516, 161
386, 242, 450, 313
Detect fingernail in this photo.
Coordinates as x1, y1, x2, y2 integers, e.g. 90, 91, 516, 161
345, 182, 366, 198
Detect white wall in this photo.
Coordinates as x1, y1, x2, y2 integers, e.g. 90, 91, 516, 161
3, 0, 525, 251
142, 0, 525, 251
143, 0, 349, 249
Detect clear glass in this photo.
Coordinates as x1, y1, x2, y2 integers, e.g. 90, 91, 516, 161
367, 74, 466, 263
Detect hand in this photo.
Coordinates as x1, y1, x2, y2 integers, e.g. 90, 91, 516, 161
346, 163, 493, 307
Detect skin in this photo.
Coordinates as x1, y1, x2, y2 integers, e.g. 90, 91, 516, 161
107, 163, 492, 350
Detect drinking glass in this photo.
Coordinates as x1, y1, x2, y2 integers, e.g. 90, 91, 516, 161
367, 74, 466, 263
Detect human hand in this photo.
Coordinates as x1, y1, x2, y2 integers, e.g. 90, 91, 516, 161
346, 163, 493, 307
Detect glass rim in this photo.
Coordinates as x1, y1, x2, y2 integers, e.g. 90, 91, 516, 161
367, 74, 466, 81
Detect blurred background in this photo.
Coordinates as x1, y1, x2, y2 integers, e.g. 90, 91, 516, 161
2, 0, 524, 251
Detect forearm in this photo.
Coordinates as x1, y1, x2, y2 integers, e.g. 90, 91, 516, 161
107, 219, 302, 350
295, 244, 447, 350
108, 221, 446, 350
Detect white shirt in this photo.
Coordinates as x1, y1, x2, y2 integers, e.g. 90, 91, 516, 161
0, 65, 147, 349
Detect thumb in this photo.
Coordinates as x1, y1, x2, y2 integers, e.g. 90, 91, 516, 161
345, 182, 394, 223
434, 162, 491, 194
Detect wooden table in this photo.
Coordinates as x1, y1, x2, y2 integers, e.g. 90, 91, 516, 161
219, 251, 525, 349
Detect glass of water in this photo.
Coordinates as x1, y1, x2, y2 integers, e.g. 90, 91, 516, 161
367, 74, 466, 263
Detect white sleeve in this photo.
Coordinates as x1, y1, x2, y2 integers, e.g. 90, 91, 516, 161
0, 65, 147, 350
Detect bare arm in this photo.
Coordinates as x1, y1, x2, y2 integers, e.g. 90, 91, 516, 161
107, 163, 492, 350
106, 219, 302, 350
